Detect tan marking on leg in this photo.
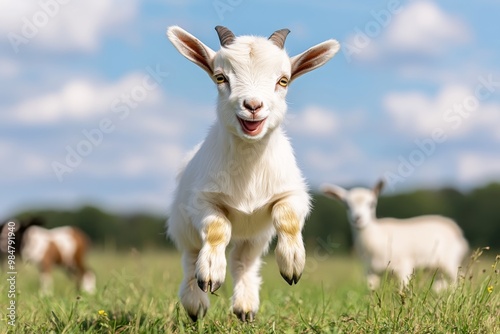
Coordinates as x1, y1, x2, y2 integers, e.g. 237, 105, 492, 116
272, 202, 305, 285
41, 241, 62, 272
206, 217, 230, 247
273, 203, 300, 236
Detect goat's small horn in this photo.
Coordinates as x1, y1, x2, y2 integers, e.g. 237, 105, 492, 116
215, 26, 235, 47
268, 29, 290, 49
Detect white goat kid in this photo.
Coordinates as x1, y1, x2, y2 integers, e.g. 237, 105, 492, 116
166, 26, 340, 321
322, 180, 469, 291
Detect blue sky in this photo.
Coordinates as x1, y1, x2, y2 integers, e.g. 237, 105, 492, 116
1, 0, 499, 217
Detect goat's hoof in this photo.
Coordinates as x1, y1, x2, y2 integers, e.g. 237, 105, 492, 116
234, 310, 255, 322
188, 312, 198, 322
210, 280, 222, 293
280, 272, 302, 285
197, 279, 222, 293
187, 305, 206, 322
197, 279, 209, 292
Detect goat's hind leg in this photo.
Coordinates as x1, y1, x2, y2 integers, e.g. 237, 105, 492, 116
179, 250, 210, 321
230, 238, 269, 322
74, 252, 96, 294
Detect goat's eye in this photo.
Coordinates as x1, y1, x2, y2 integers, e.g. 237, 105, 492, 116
278, 77, 289, 87
214, 74, 226, 84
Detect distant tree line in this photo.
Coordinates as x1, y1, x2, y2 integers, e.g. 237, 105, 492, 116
9, 183, 500, 252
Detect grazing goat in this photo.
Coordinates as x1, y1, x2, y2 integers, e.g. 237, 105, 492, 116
322, 180, 469, 291
0, 218, 96, 294
166, 26, 340, 321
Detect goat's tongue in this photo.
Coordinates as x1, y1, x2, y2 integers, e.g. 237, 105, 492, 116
238, 117, 266, 136
242, 120, 262, 131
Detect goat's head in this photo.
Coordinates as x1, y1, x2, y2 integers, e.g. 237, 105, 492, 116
167, 26, 340, 141
322, 180, 385, 230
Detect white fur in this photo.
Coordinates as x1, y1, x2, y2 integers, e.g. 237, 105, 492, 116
21, 226, 50, 264
166, 26, 340, 321
22, 226, 77, 266
82, 271, 96, 294
322, 181, 469, 291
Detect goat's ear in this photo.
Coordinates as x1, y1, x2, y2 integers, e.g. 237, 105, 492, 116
167, 26, 216, 75
321, 184, 347, 202
373, 179, 385, 197
290, 39, 340, 82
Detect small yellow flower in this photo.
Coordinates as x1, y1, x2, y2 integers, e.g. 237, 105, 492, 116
98, 310, 108, 317
487, 286, 493, 293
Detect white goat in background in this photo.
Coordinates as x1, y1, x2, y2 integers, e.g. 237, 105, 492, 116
322, 180, 469, 291
166, 26, 340, 321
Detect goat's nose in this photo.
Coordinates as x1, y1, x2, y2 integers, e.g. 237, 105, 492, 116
243, 99, 263, 114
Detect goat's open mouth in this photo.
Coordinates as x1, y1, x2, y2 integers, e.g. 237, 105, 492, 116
237, 117, 266, 136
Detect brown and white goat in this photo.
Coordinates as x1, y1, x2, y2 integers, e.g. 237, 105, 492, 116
0, 218, 96, 294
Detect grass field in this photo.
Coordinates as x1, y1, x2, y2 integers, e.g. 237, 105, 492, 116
1, 247, 498, 333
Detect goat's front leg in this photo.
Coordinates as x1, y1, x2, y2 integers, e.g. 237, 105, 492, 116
39, 271, 53, 295
272, 201, 306, 285
195, 214, 231, 293
366, 271, 380, 290
395, 263, 413, 291
40, 258, 54, 295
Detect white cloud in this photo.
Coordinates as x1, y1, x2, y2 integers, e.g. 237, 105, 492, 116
0, 57, 20, 77
458, 152, 500, 184
383, 84, 500, 140
4, 73, 164, 125
385, 1, 469, 54
287, 105, 338, 137
383, 85, 470, 136
0, 2, 32, 31
0, 141, 50, 179
1, 0, 139, 53
77, 142, 185, 180
345, 0, 471, 62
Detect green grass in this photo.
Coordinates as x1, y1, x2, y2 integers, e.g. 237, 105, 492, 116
1, 248, 498, 333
